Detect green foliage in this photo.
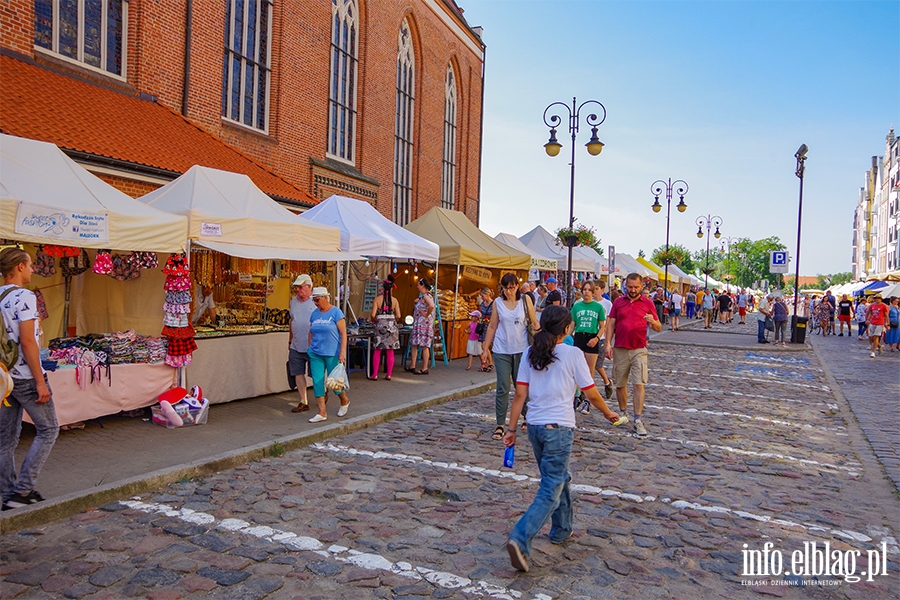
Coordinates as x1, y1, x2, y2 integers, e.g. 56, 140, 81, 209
555, 224, 599, 250
727, 237, 788, 289
651, 244, 697, 273
271, 441, 286, 457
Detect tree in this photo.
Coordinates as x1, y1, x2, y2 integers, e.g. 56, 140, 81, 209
729, 237, 788, 289
651, 244, 697, 274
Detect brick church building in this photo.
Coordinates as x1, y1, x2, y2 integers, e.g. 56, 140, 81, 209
0, 0, 486, 224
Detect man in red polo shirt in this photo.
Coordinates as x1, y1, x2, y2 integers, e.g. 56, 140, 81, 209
605, 272, 662, 437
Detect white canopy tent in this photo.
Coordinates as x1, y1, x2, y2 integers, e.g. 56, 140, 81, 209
298, 195, 438, 261
519, 225, 595, 273
1, 133, 187, 252
615, 253, 655, 279
138, 165, 349, 261
494, 232, 558, 272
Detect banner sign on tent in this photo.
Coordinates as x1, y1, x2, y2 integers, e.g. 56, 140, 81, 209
15, 202, 109, 243
200, 222, 223, 237
463, 265, 492, 284
531, 257, 556, 270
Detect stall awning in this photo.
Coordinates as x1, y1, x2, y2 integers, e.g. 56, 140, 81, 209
404, 207, 530, 269
194, 240, 361, 262
518, 226, 595, 272
614, 253, 655, 279
637, 257, 679, 284
494, 233, 558, 271
139, 166, 344, 256
668, 264, 693, 286
298, 195, 439, 261
0, 134, 188, 252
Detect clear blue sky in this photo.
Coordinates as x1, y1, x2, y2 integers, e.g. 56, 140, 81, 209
467, 0, 900, 276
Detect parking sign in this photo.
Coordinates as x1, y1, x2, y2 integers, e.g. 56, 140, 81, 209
769, 251, 789, 274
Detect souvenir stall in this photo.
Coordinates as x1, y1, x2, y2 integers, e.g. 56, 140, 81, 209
138, 166, 348, 403
404, 208, 531, 360
0, 134, 189, 425
296, 195, 440, 375
518, 225, 596, 285
494, 233, 558, 282
668, 264, 694, 294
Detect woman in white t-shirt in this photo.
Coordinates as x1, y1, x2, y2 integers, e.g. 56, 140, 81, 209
502, 305, 620, 573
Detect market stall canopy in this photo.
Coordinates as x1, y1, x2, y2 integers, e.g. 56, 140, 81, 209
298, 195, 439, 261
576, 246, 604, 277
876, 282, 900, 298
637, 256, 676, 284
518, 226, 595, 272
138, 166, 354, 261
614, 253, 655, 279
0, 134, 188, 252
403, 207, 530, 269
668, 264, 696, 286
857, 280, 888, 295
494, 232, 558, 271
868, 270, 900, 282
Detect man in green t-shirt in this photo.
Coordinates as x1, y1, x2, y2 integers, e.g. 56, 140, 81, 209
570, 281, 606, 414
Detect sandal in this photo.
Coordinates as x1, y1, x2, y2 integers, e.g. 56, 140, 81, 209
492, 426, 504, 440
414, 369, 429, 375
485, 365, 494, 372
367, 376, 378, 381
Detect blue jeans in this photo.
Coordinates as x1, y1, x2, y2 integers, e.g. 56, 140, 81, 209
0, 375, 59, 500
509, 425, 574, 557
494, 352, 524, 426
308, 352, 342, 397
757, 319, 768, 342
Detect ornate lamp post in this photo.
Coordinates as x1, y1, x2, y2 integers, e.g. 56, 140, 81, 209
719, 236, 739, 292
695, 214, 722, 289
650, 179, 688, 296
543, 97, 607, 307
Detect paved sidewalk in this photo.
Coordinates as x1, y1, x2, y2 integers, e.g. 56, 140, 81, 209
4, 358, 494, 531
808, 325, 900, 492
1, 336, 897, 599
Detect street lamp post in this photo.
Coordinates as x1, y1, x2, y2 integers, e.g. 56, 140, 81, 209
651, 179, 688, 298
791, 144, 808, 343
719, 236, 739, 292
543, 97, 607, 308
695, 215, 722, 289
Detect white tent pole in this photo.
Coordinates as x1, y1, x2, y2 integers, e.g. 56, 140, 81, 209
452, 264, 460, 361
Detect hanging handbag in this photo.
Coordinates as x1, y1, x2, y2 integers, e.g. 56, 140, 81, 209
60, 248, 91, 278
764, 316, 775, 332
33, 247, 57, 278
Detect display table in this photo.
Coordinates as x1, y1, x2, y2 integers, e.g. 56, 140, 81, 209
188, 332, 291, 404
24, 363, 178, 427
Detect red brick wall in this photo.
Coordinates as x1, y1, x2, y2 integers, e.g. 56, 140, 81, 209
1, 0, 484, 225
92, 172, 162, 198
0, 0, 35, 54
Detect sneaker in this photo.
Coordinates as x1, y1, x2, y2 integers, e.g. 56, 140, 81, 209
579, 399, 591, 415
2, 490, 45, 510
870, 352, 876, 358
309, 414, 328, 423
604, 383, 614, 400
838, 333, 843, 337
506, 539, 529, 572
337, 403, 349, 417
612, 415, 629, 427
633, 420, 648, 437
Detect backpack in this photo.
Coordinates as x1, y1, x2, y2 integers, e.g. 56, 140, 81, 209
0, 286, 21, 369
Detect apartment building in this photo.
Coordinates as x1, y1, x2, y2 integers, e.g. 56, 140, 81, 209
852, 129, 900, 279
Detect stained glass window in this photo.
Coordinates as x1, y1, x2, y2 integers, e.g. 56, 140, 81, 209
222, 0, 273, 131
441, 66, 458, 210
393, 20, 415, 225
328, 0, 358, 163
32, 0, 126, 77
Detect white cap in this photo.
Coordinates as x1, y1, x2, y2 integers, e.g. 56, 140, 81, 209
292, 274, 313, 287
311, 287, 330, 298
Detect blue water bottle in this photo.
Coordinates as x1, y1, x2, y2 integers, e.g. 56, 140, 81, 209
503, 444, 515, 468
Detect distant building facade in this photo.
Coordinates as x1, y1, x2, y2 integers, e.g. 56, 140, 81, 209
0, 0, 486, 224
852, 129, 900, 279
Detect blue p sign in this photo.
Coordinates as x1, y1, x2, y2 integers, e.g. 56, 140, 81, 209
772, 251, 787, 265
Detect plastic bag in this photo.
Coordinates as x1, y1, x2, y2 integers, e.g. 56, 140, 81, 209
503, 444, 515, 468
325, 362, 349, 391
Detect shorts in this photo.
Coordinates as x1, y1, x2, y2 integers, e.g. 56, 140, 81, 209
739, 307, 747, 316
868, 325, 884, 337
838, 314, 851, 323
466, 339, 483, 356
612, 347, 649, 386
573, 332, 600, 354
671, 308, 681, 317
596, 338, 608, 366
704, 308, 714, 319
288, 349, 310, 377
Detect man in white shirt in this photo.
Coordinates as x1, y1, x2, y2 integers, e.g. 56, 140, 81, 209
191, 285, 216, 326
757, 293, 773, 343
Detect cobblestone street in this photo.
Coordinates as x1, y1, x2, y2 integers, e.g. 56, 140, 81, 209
2, 336, 898, 599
